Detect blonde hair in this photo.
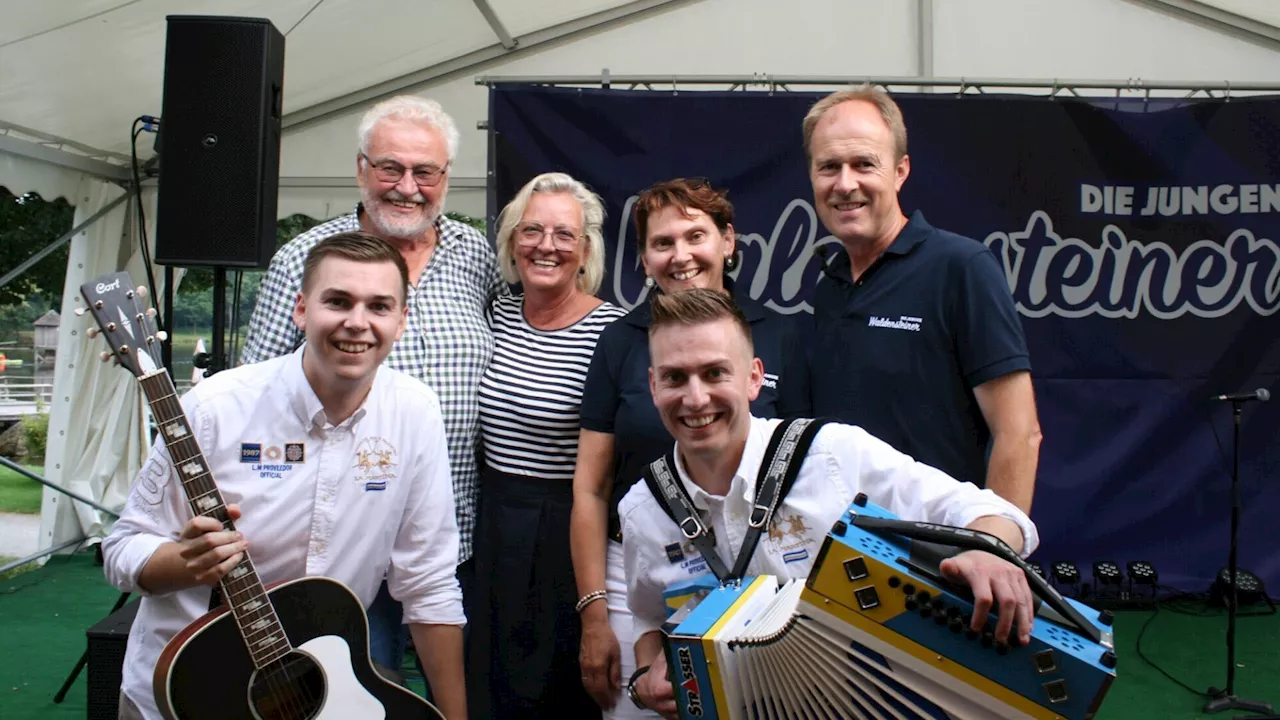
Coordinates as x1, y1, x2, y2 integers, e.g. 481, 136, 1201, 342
357, 96, 460, 162
648, 288, 753, 355
802, 84, 908, 162
495, 172, 607, 295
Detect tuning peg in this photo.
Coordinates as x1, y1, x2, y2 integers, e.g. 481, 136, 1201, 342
155, 331, 169, 341
86, 327, 100, 339
146, 308, 157, 318
99, 351, 112, 363
136, 286, 148, 299
75, 307, 87, 317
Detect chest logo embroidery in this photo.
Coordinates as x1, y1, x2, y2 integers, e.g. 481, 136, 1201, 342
353, 437, 398, 491
868, 315, 923, 332
767, 513, 817, 564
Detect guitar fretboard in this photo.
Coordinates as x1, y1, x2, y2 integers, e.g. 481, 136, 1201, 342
139, 371, 293, 668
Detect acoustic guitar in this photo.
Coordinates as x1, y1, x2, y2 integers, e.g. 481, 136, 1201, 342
81, 271, 444, 719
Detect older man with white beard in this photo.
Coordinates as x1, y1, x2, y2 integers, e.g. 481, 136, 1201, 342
242, 95, 505, 678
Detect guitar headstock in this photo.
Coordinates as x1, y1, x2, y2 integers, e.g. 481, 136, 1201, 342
78, 271, 167, 377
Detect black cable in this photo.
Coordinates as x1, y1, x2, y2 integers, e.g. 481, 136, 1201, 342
130, 117, 163, 331
1134, 602, 1211, 698
1206, 406, 1234, 482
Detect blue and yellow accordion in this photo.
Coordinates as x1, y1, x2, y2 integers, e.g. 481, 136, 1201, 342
661, 498, 1117, 719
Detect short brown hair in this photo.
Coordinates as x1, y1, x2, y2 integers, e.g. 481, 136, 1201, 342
632, 178, 734, 253
301, 231, 410, 302
648, 288, 753, 356
803, 84, 908, 162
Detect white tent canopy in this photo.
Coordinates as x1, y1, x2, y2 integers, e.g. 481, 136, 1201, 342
1, 0, 1278, 554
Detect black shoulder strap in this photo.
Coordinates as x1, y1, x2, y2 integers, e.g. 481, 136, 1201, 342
644, 417, 832, 583
731, 417, 830, 580
644, 450, 731, 581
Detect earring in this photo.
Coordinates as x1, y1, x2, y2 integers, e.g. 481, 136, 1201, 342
644, 276, 656, 288
579, 267, 586, 276
724, 253, 738, 271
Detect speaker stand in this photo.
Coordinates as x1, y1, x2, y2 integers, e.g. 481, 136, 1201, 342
209, 267, 228, 375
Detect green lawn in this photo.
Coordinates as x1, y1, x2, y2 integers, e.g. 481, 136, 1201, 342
0, 463, 44, 514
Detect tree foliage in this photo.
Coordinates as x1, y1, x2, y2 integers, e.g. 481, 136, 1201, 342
0, 188, 74, 306
0, 201, 487, 335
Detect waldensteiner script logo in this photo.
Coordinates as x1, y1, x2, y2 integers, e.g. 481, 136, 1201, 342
984, 211, 1279, 319
608, 198, 1279, 320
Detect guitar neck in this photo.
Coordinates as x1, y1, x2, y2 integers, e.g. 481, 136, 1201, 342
139, 370, 294, 668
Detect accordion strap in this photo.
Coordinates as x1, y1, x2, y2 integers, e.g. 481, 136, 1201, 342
644, 418, 830, 583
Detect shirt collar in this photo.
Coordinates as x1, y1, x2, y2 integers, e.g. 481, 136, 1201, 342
672, 416, 769, 510
285, 345, 371, 431
825, 210, 933, 281
352, 202, 458, 252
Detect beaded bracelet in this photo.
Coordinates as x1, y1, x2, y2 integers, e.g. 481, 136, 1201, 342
575, 589, 607, 613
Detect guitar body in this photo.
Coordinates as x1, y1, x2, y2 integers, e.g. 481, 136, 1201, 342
154, 576, 443, 720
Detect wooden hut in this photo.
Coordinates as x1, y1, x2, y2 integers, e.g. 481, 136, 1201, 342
33, 309, 59, 365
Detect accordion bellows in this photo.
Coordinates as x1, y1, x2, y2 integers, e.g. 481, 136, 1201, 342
661, 501, 1116, 720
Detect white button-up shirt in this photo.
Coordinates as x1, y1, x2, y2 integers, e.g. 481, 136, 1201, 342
103, 348, 463, 720
620, 416, 1039, 640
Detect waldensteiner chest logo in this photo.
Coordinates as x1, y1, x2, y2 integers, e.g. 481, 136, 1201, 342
353, 437, 398, 491
868, 315, 922, 331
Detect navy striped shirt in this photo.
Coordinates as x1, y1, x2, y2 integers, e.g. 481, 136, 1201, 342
479, 295, 626, 480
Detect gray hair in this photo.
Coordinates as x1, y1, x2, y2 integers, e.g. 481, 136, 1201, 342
357, 95, 460, 162
496, 172, 607, 296
803, 84, 908, 163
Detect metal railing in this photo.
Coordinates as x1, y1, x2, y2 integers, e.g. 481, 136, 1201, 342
0, 379, 54, 406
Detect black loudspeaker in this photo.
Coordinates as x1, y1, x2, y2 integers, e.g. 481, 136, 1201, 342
85, 598, 141, 720
154, 16, 285, 269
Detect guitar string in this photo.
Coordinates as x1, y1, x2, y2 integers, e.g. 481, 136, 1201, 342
144, 374, 318, 717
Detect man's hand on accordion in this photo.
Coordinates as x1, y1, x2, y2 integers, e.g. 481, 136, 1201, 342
939, 550, 1034, 647
633, 644, 679, 719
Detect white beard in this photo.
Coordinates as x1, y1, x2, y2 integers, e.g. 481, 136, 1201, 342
361, 185, 446, 239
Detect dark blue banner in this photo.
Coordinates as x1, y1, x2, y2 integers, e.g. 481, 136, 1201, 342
490, 85, 1280, 592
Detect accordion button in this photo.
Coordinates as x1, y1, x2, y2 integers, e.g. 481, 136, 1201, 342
946, 607, 961, 619
854, 586, 881, 610
981, 632, 994, 648
949, 618, 964, 633
915, 590, 932, 605
887, 576, 901, 588
905, 599, 918, 612
919, 606, 932, 618
965, 628, 979, 641
934, 612, 947, 625
902, 583, 916, 596
996, 642, 1010, 656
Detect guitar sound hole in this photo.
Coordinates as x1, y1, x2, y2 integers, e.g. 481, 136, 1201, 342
249, 652, 327, 720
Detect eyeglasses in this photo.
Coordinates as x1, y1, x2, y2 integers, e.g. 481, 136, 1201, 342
360, 153, 448, 187
515, 223, 581, 250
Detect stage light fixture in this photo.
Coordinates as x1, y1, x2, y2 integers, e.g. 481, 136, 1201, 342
1211, 567, 1272, 608
1092, 561, 1124, 587
1051, 561, 1080, 585
1126, 561, 1158, 586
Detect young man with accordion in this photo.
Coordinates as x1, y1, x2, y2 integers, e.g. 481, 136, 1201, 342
616, 288, 1042, 718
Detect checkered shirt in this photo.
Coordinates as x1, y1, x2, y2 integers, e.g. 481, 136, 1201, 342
241, 206, 506, 561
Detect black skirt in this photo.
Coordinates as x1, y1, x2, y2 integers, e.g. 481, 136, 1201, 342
466, 467, 601, 719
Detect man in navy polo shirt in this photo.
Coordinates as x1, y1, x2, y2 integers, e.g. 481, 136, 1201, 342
801, 85, 1042, 514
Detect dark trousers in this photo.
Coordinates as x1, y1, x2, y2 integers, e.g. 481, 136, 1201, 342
466, 469, 601, 719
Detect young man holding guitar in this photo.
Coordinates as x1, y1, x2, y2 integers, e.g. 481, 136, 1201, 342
98, 232, 466, 719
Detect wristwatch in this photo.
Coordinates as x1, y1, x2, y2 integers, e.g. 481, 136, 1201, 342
626, 665, 652, 709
